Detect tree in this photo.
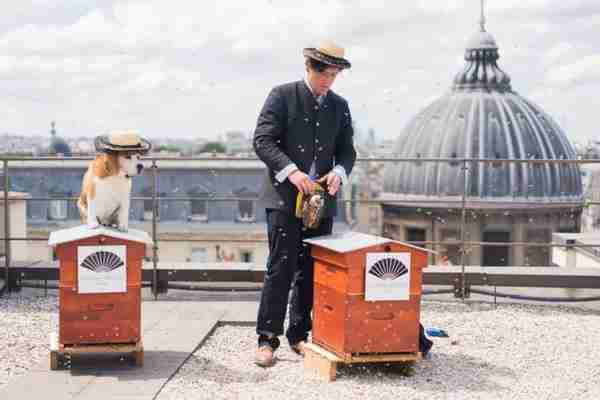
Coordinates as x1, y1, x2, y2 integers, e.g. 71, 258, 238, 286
196, 142, 226, 154
154, 144, 182, 153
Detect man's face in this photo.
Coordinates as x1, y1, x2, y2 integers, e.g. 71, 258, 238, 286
307, 64, 341, 96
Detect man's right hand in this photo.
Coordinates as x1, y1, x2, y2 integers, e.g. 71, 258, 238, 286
288, 170, 315, 195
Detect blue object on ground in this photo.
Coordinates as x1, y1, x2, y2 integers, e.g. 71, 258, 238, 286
425, 327, 449, 338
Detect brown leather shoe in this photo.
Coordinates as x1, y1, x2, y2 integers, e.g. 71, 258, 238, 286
290, 341, 306, 356
255, 345, 275, 367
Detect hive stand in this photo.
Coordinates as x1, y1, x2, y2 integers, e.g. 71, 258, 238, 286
303, 342, 421, 382
49, 333, 144, 370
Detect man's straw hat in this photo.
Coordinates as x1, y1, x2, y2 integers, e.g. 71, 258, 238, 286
303, 40, 351, 69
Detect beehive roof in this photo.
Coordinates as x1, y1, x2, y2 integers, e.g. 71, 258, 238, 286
303, 231, 435, 254
48, 225, 153, 246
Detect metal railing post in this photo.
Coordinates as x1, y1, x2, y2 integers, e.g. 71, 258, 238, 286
459, 158, 469, 300
152, 160, 159, 300
3, 160, 10, 294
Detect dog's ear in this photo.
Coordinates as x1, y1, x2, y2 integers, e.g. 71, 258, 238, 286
93, 155, 108, 178
105, 153, 120, 176
94, 154, 118, 178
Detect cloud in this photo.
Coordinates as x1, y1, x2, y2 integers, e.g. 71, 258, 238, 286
545, 54, 600, 87
0, 0, 598, 144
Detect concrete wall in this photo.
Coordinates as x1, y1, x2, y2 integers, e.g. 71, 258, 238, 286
25, 227, 270, 265
0, 194, 29, 262
382, 206, 581, 267
552, 247, 600, 269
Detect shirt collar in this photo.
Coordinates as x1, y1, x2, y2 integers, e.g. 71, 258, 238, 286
304, 78, 326, 105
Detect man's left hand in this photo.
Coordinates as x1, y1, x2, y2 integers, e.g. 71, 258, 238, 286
322, 172, 341, 196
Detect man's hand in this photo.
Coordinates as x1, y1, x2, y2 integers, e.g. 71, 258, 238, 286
289, 170, 315, 195
322, 172, 341, 196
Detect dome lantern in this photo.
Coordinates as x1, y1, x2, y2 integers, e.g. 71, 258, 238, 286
47, 121, 72, 156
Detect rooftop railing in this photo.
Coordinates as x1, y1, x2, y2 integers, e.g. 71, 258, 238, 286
1, 155, 600, 302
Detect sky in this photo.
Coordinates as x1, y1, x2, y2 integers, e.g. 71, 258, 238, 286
0, 0, 598, 144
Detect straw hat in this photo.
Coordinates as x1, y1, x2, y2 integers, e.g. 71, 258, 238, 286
94, 130, 152, 154
303, 40, 351, 69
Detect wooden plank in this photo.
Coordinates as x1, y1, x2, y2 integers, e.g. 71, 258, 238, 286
304, 343, 338, 382
61, 341, 142, 355
304, 342, 342, 362
304, 342, 420, 364
133, 348, 144, 367
348, 352, 421, 363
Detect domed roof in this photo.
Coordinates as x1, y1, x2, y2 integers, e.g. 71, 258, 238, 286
47, 122, 72, 156
49, 137, 72, 156
382, 24, 582, 206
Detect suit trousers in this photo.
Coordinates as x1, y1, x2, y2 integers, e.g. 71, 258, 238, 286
256, 209, 333, 345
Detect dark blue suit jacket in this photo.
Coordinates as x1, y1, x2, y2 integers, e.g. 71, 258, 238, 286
253, 80, 356, 217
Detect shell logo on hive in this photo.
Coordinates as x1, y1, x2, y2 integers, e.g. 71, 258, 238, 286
80, 251, 124, 273
368, 257, 408, 281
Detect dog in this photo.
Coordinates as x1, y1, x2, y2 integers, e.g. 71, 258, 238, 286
77, 151, 144, 231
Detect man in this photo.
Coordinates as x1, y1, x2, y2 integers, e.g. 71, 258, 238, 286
253, 41, 433, 368
253, 41, 356, 367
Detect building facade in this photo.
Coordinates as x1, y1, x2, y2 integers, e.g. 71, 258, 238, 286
7, 159, 351, 264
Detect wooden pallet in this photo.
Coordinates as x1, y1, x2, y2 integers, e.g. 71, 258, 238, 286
303, 342, 421, 382
49, 333, 143, 370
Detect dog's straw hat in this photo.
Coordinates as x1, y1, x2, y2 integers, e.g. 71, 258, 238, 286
94, 130, 152, 154
303, 40, 351, 69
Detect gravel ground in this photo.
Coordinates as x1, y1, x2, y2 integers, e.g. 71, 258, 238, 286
2, 289, 600, 399
158, 300, 600, 400
0, 290, 58, 390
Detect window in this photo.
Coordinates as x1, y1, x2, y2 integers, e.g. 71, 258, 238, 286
240, 250, 253, 263
48, 199, 68, 220
414, 153, 422, 167
216, 244, 235, 262
234, 187, 256, 222
482, 231, 510, 267
187, 184, 210, 222
449, 151, 460, 167
441, 229, 461, 265
238, 199, 254, 221
190, 248, 208, 262
190, 199, 208, 221
558, 219, 579, 234
47, 188, 70, 220
525, 229, 551, 267
383, 223, 400, 238
405, 227, 426, 245
142, 187, 161, 221
369, 206, 379, 224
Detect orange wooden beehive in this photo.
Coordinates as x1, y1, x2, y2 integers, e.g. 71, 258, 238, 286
48, 226, 152, 346
305, 232, 431, 357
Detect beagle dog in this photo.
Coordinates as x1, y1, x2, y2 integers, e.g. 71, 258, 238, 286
77, 152, 144, 231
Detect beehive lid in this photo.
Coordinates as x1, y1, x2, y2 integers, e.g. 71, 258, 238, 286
303, 231, 436, 254
48, 225, 153, 246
